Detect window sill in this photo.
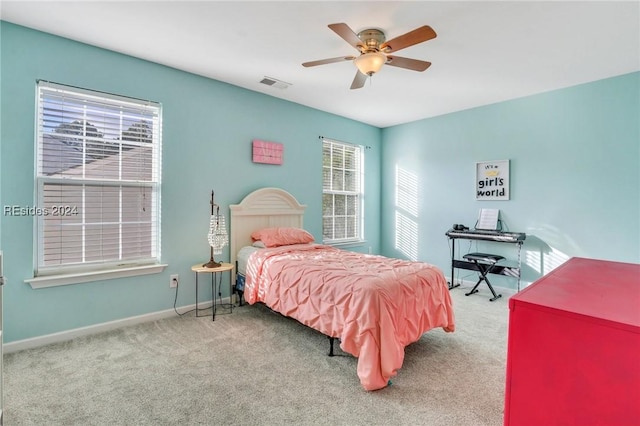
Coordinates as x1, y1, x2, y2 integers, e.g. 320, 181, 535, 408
325, 240, 367, 249
25, 263, 168, 289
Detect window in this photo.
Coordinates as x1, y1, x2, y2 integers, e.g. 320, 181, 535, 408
322, 138, 364, 244
34, 81, 162, 279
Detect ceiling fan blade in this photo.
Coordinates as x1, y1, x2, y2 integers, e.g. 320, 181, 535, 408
302, 56, 355, 67
328, 23, 364, 51
386, 56, 432, 72
380, 25, 437, 53
350, 71, 367, 90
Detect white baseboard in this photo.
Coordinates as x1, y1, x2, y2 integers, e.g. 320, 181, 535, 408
4, 297, 232, 354
4, 279, 513, 354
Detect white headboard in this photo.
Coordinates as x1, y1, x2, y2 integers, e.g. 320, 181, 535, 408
229, 187, 306, 267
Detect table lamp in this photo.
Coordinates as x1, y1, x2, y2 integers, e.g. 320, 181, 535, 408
203, 190, 228, 268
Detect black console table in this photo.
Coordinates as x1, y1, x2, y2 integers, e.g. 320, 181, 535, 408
446, 229, 526, 291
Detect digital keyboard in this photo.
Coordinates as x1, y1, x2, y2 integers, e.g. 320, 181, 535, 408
446, 227, 526, 291
446, 228, 526, 243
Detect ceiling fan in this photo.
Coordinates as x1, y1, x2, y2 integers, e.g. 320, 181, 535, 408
302, 23, 437, 89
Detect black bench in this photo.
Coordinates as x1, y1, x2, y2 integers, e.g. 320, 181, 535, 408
463, 252, 504, 301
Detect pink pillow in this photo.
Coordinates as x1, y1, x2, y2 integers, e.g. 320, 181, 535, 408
251, 227, 314, 247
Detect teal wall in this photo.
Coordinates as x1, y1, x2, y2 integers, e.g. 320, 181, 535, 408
0, 22, 382, 343
381, 72, 640, 288
2, 20, 638, 344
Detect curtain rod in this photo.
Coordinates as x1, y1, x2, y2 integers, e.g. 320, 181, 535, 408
318, 135, 371, 150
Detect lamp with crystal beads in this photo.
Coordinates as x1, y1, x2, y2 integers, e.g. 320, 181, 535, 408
203, 190, 228, 268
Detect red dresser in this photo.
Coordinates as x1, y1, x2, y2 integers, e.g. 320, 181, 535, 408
503, 257, 640, 426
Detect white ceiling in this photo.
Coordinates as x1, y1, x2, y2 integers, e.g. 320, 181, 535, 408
2, 1, 639, 128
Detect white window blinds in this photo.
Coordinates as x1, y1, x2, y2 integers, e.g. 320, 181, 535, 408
35, 81, 162, 275
322, 138, 364, 243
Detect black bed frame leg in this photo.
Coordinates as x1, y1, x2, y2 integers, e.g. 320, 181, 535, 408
328, 337, 335, 357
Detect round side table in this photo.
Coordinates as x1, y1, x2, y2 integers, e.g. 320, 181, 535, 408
191, 262, 234, 321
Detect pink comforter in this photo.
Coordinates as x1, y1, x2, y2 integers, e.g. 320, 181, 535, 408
244, 244, 455, 391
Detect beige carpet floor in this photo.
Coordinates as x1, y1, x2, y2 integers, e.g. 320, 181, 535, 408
3, 284, 510, 425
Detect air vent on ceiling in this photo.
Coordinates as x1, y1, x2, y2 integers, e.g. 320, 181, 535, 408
259, 76, 291, 90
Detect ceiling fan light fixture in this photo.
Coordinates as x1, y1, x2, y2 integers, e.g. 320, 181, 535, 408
354, 51, 386, 76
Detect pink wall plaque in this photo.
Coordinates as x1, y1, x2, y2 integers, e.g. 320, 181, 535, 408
252, 139, 283, 165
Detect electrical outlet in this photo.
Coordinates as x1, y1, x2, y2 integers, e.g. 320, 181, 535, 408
170, 274, 179, 288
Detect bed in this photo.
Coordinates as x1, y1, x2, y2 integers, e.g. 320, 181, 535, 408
230, 187, 455, 391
